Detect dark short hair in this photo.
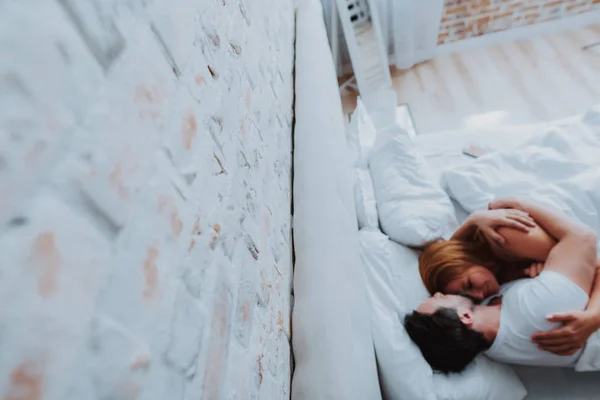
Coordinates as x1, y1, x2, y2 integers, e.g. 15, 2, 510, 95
403, 307, 491, 373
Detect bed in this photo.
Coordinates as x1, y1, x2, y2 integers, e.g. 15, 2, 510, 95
291, 0, 600, 399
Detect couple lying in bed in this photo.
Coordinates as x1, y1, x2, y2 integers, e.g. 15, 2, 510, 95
405, 197, 600, 373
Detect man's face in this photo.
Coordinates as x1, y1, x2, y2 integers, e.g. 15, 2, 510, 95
416, 292, 475, 316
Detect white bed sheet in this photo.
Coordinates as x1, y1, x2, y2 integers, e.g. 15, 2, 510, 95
413, 112, 600, 400
414, 124, 547, 224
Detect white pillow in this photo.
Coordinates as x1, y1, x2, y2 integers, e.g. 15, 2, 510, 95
358, 229, 528, 400
354, 169, 379, 229
347, 97, 377, 168
369, 124, 458, 246
347, 98, 379, 229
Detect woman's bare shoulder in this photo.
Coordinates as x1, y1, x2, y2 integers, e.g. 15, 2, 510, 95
497, 223, 557, 262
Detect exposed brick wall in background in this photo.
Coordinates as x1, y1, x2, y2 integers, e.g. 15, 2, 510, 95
439, 0, 600, 44
0, 0, 294, 398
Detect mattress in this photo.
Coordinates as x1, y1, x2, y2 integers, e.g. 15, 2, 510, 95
413, 115, 600, 400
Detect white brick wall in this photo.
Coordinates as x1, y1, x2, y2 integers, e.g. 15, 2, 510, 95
0, 0, 295, 398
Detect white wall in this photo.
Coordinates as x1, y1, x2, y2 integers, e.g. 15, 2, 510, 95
0, 0, 295, 398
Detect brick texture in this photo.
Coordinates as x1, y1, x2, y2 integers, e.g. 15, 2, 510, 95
0, 0, 294, 399
439, 0, 600, 44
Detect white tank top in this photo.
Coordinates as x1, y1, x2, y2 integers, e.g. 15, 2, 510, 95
484, 271, 589, 367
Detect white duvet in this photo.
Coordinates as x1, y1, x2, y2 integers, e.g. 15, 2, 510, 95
440, 107, 600, 371
442, 109, 600, 233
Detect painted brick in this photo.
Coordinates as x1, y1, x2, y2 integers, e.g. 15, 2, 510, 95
1, 1, 104, 118
0, 194, 112, 399
88, 314, 152, 399
0, 0, 294, 398
164, 286, 206, 375
439, 0, 600, 44
197, 273, 234, 400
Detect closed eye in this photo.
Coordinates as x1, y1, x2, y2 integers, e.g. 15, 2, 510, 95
464, 280, 473, 291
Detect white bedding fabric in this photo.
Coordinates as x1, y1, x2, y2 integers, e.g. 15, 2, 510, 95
576, 330, 600, 372
354, 169, 379, 230
441, 116, 600, 230
292, 0, 381, 398
348, 99, 379, 230
347, 98, 378, 169
370, 124, 458, 246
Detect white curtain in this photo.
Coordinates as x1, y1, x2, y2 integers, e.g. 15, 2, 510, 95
322, 0, 445, 74
390, 0, 445, 70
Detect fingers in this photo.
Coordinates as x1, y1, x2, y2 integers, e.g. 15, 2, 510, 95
507, 212, 536, 228
546, 313, 577, 323
488, 200, 506, 210
503, 217, 531, 232
534, 338, 573, 347
555, 348, 580, 356
532, 333, 571, 345
483, 228, 506, 247
525, 262, 543, 278
524, 267, 535, 278
531, 327, 570, 342
507, 209, 535, 222
539, 344, 581, 356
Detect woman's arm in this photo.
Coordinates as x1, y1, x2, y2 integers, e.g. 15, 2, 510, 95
495, 224, 557, 262
451, 209, 535, 243
489, 197, 590, 243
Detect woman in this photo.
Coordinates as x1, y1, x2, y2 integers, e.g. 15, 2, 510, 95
419, 197, 600, 356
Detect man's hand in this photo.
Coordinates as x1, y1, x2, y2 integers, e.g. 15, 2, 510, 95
532, 310, 600, 356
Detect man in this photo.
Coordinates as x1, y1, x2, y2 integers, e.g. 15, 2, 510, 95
404, 197, 598, 374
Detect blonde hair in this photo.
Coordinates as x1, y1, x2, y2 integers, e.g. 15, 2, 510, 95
419, 238, 501, 295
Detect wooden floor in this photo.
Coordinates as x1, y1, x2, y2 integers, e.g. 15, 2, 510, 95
342, 24, 600, 134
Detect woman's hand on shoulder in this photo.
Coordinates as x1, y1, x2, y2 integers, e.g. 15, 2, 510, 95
470, 209, 536, 247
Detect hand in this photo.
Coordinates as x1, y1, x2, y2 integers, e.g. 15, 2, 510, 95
531, 310, 600, 356
488, 197, 525, 211
471, 209, 536, 246
524, 262, 545, 278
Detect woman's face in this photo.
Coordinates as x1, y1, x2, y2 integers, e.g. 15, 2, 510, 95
443, 265, 500, 302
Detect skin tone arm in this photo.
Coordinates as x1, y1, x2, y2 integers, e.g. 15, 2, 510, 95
493, 224, 556, 267
489, 197, 596, 290
452, 209, 548, 279
490, 197, 600, 355
481, 225, 558, 283
451, 209, 535, 244
531, 259, 600, 355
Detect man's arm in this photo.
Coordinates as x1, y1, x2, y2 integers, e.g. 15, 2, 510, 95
543, 234, 596, 292
531, 261, 600, 356
490, 198, 597, 292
